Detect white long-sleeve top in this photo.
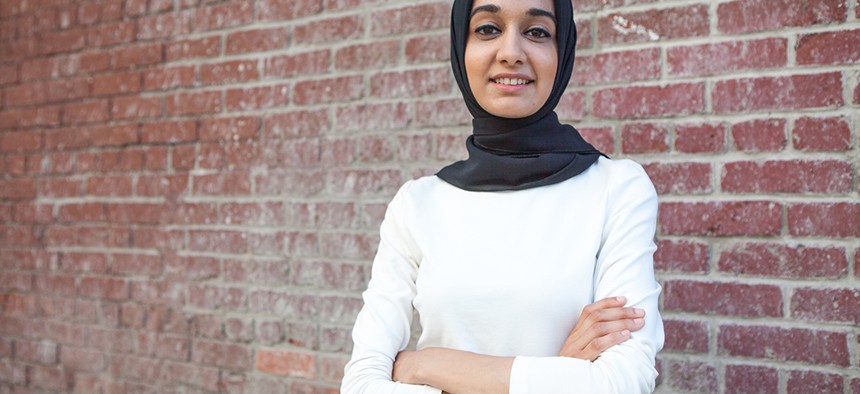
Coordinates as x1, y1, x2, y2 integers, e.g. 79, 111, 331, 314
342, 157, 664, 393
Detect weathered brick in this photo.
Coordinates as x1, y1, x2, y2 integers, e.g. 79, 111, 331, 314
643, 162, 711, 195
713, 73, 843, 113
718, 0, 846, 34
791, 288, 860, 324
594, 83, 705, 119
719, 243, 848, 278
256, 347, 316, 378
787, 203, 860, 237
730, 118, 787, 152
719, 325, 849, 366
725, 364, 778, 394
664, 280, 783, 317
792, 116, 851, 151
659, 201, 782, 236
722, 160, 853, 193
667, 38, 787, 77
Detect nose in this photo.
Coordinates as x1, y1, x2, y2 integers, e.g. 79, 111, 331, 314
496, 31, 525, 65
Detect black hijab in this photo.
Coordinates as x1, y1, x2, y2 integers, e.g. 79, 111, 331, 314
436, 0, 603, 191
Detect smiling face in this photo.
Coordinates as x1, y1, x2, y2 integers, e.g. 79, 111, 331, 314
465, 0, 558, 119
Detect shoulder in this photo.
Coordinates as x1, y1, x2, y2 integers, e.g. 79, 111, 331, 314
591, 157, 655, 195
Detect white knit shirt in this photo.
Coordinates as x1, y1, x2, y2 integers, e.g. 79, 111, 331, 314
342, 157, 664, 393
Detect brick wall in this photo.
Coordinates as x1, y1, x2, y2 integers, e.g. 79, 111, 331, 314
0, 0, 858, 393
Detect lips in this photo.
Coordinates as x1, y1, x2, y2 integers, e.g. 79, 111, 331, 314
490, 74, 534, 86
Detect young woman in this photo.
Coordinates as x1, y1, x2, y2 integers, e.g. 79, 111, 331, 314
342, 0, 664, 392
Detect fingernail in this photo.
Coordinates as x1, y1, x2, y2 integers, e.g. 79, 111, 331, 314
621, 330, 631, 337
633, 318, 644, 325
616, 296, 626, 303
635, 308, 645, 316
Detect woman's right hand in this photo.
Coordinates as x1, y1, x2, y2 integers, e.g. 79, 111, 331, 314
558, 296, 645, 361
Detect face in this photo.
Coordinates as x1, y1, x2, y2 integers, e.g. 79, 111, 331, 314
465, 0, 558, 119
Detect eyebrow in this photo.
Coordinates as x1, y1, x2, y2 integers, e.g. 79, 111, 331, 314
470, 5, 557, 24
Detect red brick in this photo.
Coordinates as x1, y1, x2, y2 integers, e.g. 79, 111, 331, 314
0, 271, 32, 291
136, 10, 192, 40
89, 124, 139, 147
58, 202, 105, 222
167, 91, 221, 115
292, 260, 364, 291
792, 116, 851, 151
371, 3, 448, 36
60, 346, 105, 372
667, 361, 717, 393
0, 359, 26, 385
578, 127, 614, 155
108, 202, 164, 225
141, 120, 196, 144
92, 71, 141, 96
787, 371, 843, 394
143, 66, 195, 91
654, 240, 710, 273
225, 318, 254, 342
226, 27, 289, 55
572, 49, 660, 86
787, 203, 860, 237
165, 36, 221, 61
405, 34, 448, 64
264, 50, 329, 79
248, 290, 316, 318
189, 284, 246, 310
224, 259, 289, 286
226, 84, 290, 111
598, 5, 709, 45
667, 38, 786, 77
791, 288, 860, 324
201, 59, 259, 85
62, 100, 110, 124
193, 172, 251, 195
797, 28, 860, 65
257, 0, 323, 21
191, 339, 252, 370
79, 277, 128, 300
0, 131, 42, 152
370, 67, 450, 99
327, 169, 402, 196
256, 347, 316, 378
556, 91, 587, 121
161, 361, 221, 391
0, 178, 36, 200
414, 99, 471, 128
675, 123, 725, 153
594, 83, 705, 119
334, 103, 409, 133
4, 81, 47, 106
714, 73, 843, 113
718, 0, 846, 34
719, 243, 848, 278
722, 160, 852, 193
643, 162, 711, 195
659, 201, 782, 236
14, 339, 57, 365
188, 230, 248, 254
719, 325, 849, 366
621, 123, 669, 153
111, 43, 162, 69
294, 76, 363, 105
86, 21, 135, 48
663, 319, 708, 353
112, 89, 158, 115
45, 77, 91, 102
220, 202, 283, 226
664, 280, 783, 317
194, 0, 253, 32
294, 14, 362, 44
0, 64, 18, 85
40, 29, 86, 55
200, 117, 259, 142
725, 365, 778, 394
335, 40, 399, 71
28, 365, 72, 391
731, 118, 787, 152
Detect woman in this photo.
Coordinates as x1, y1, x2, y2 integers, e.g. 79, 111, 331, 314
342, 0, 664, 392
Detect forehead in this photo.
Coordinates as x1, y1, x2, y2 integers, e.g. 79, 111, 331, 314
470, 0, 555, 13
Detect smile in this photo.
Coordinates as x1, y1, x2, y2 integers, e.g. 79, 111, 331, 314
491, 78, 532, 86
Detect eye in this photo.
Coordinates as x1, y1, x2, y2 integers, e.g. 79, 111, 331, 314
474, 24, 501, 37
525, 27, 552, 39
